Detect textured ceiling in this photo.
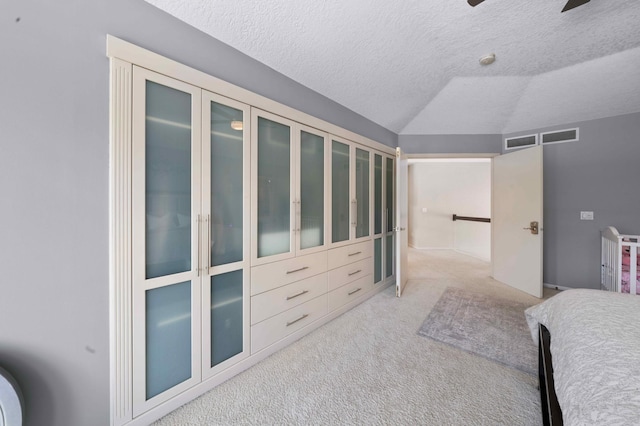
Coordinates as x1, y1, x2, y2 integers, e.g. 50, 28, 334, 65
144, 0, 640, 135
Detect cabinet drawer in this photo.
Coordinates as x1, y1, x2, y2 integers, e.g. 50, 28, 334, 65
327, 258, 373, 292
251, 251, 327, 296
327, 241, 372, 270
328, 275, 374, 312
251, 273, 327, 325
251, 295, 328, 354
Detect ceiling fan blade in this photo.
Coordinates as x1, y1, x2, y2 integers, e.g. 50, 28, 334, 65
468, 0, 486, 6
562, 0, 590, 12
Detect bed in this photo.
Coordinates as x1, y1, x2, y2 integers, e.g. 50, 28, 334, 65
525, 289, 640, 425
601, 226, 640, 295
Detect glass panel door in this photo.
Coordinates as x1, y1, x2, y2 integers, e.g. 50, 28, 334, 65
210, 271, 244, 367
385, 157, 395, 234
384, 156, 395, 279
374, 237, 383, 284
201, 93, 250, 378
209, 102, 244, 267
355, 148, 370, 239
132, 67, 202, 415
331, 140, 350, 244
145, 281, 192, 399
252, 110, 295, 264
374, 154, 383, 236
373, 153, 383, 285
298, 128, 327, 252
257, 117, 291, 257
144, 80, 193, 279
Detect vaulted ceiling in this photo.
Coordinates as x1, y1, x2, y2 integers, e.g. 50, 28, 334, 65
144, 0, 640, 135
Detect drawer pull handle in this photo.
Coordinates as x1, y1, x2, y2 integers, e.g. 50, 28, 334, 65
348, 288, 362, 296
286, 266, 309, 274
348, 251, 362, 257
348, 269, 362, 276
286, 314, 309, 327
286, 290, 309, 300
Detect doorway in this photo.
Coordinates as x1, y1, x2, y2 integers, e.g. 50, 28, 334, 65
407, 158, 492, 265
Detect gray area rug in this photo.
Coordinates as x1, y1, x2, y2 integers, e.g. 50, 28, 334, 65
418, 287, 537, 375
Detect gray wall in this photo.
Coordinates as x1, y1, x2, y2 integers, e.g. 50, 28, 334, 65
0, 2, 395, 426
504, 112, 640, 290
399, 114, 640, 291
398, 134, 502, 154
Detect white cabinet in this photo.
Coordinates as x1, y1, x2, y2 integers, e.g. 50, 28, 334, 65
251, 295, 328, 353
109, 39, 396, 425
251, 110, 329, 265
372, 152, 396, 286
330, 138, 372, 248
327, 241, 374, 312
131, 68, 250, 415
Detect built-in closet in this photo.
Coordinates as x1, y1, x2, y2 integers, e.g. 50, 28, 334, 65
131, 67, 251, 415
108, 36, 397, 425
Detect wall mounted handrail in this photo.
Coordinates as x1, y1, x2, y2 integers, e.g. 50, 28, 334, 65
452, 214, 491, 223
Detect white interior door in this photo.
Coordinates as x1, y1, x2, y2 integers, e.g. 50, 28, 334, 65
395, 147, 409, 297
492, 145, 543, 298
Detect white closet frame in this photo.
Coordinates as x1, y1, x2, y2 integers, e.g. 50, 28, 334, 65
107, 35, 395, 426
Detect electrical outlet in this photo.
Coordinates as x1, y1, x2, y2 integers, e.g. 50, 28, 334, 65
580, 211, 594, 220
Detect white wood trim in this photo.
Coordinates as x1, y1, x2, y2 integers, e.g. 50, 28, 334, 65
109, 57, 133, 426
106, 35, 395, 156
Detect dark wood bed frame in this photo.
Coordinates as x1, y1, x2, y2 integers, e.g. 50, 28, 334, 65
538, 324, 563, 426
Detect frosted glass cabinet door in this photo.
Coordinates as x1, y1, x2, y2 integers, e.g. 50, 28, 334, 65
386, 157, 395, 233
355, 148, 370, 239
201, 92, 250, 379
332, 140, 350, 243
132, 67, 202, 415
374, 154, 383, 235
384, 156, 395, 280
144, 80, 193, 279
146, 281, 192, 399
299, 130, 326, 251
256, 116, 292, 259
209, 102, 245, 267
374, 237, 383, 284
210, 271, 244, 367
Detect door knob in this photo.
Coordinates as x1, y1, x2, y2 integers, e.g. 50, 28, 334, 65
523, 221, 539, 235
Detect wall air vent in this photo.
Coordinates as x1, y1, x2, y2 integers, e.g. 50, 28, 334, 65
540, 128, 579, 145
504, 134, 537, 150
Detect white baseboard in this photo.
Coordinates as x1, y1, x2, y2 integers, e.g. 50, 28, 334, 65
409, 245, 453, 250
543, 283, 572, 291
453, 249, 490, 263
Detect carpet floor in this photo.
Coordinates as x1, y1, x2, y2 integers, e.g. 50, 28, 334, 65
154, 249, 557, 426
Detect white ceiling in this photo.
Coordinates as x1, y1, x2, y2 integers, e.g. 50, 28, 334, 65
144, 0, 640, 135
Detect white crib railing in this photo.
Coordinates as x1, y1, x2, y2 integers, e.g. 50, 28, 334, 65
601, 226, 640, 295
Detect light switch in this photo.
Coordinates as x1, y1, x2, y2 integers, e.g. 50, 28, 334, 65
580, 211, 594, 220
422, 207, 427, 213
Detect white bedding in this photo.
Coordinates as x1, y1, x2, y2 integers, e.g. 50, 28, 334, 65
525, 289, 640, 426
